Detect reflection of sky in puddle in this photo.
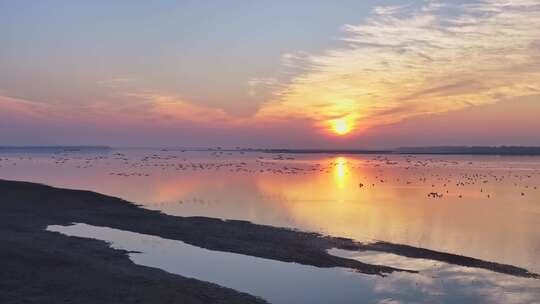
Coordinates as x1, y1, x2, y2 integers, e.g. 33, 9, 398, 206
329, 248, 540, 304
48, 224, 540, 304
3, 148, 540, 273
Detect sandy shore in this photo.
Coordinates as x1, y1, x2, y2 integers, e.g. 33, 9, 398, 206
1, 179, 538, 303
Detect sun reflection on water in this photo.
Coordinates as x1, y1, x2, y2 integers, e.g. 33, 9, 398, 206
334, 157, 348, 189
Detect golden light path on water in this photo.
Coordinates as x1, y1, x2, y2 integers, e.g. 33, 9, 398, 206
334, 156, 347, 189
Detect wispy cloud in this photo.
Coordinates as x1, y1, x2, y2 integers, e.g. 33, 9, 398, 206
0, 95, 86, 123
96, 77, 137, 89
121, 92, 236, 125
256, 0, 540, 134
0, 90, 232, 128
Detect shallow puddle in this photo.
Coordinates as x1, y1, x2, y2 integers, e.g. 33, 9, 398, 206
48, 223, 540, 304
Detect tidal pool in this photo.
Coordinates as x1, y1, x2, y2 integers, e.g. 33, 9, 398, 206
48, 223, 540, 304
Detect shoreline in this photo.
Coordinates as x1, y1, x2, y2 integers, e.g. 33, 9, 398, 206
3, 146, 540, 156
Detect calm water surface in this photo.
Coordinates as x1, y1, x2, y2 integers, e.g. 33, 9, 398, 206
48, 223, 540, 304
2, 148, 540, 302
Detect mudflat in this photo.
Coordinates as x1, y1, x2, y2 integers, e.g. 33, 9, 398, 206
1, 179, 537, 303
0, 180, 267, 304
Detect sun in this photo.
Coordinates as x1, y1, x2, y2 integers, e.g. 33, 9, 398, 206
331, 117, 351, 135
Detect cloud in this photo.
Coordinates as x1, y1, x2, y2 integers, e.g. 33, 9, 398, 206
247, 77, 279, 97
122, 92, 236, 125
373, 4, 410, 16
96, 77, 137, 89
0, 91, 234, 129
0, 95, 88, 123
256, 0, 540, 134
398, 80, 485, 101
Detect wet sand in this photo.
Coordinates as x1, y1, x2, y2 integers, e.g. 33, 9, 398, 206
1, 179, 538, 303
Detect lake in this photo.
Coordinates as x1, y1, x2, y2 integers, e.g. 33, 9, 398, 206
2, 148, 540, 303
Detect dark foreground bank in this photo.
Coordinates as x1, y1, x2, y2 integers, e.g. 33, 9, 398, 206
1, 180, 538, 303
0, 180, 268, 304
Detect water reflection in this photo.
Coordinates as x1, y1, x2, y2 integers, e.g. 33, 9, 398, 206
48, 224, 540, 304
334, 156, 348, 189
330, 248, 540, 304
2, 149, 540, 273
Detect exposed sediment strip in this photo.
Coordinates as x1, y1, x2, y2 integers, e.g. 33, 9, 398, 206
352, 241, 540, 279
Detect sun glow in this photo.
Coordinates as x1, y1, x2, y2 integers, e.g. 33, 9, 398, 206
331, 117, 352, 135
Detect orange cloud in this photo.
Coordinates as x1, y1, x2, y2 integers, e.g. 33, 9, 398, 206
255, 0, 540, 135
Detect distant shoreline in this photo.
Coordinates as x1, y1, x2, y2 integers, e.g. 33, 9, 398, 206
2, 146, 540, 156
0, 146, 112, 153
256, 147, 540, 156
193, 146, 540, 156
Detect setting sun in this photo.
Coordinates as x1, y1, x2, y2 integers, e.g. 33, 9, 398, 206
331, 118, 351, 135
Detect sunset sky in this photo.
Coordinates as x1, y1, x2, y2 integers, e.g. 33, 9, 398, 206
1, 0, 539, 148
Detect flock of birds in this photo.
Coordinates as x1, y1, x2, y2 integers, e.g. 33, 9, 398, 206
0, 150, 539, 201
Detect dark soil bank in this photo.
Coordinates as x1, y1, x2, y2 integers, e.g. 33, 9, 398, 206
1, 180, 268, 304
1, 179, 538, 303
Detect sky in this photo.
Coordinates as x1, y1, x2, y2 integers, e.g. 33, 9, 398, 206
1, 0, 539, 148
